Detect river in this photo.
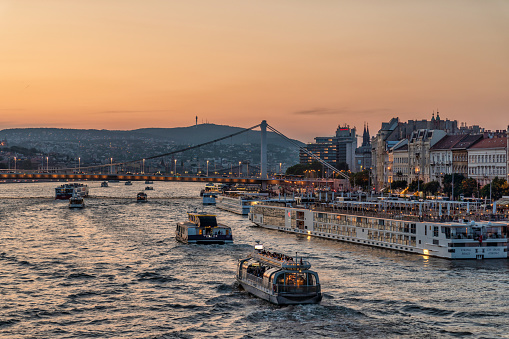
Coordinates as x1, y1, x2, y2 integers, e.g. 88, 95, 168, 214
0, 181, 508, 338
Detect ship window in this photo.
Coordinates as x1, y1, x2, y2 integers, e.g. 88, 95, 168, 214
197, 216, 217, 227
283, 273, 309, 286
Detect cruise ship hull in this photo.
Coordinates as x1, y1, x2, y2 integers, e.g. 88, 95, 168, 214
215, 196, 252, 215
249, 205, 508, 260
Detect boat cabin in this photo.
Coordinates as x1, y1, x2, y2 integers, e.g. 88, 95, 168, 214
176, 212, 233, 244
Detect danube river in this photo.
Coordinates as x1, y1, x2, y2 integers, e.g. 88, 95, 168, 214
1, 182, 508, 338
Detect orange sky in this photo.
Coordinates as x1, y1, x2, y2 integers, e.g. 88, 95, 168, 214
1, 1, 508, 142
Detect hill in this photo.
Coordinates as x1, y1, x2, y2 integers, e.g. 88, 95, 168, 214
0, 123, 304, 148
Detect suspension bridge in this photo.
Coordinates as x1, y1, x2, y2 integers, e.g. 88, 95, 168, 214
0, 121, 349, 187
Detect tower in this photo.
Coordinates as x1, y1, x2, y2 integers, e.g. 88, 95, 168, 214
195, 116, 198, 127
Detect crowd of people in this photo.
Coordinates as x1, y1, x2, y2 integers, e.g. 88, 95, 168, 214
246, 265, 266, 278
257, 249, 294, 263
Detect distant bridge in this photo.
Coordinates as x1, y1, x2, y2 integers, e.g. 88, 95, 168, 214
0, 172, 318, 186
2, 120, 349, 185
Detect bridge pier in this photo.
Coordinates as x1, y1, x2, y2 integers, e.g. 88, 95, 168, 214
260, 120, 268, 189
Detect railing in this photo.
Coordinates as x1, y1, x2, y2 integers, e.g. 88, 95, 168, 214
246, 273, 264, 286
449, 234, 505, 240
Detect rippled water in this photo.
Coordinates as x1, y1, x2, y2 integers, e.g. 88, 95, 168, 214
1, 181, 508, 338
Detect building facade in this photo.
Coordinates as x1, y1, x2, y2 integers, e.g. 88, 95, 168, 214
300, 125, 357, 171
355, 123, 372, 172
468, 135, 507, 186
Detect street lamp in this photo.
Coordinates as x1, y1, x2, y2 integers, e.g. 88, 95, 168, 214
14, 157, 16, 172
387, 166, 392, 194
46, 156, 49, 172
78, 157, 81, 173
110, 158, 113, 174
174, 159, 177, 175
142, 159, 145, 174
416, 167, 420, 197
206, 160, 209, 177
239, 161, 241, 177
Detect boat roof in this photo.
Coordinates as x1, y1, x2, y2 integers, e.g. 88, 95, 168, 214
187, 212, 218, 227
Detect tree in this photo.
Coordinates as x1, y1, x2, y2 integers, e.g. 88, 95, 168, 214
480, 177, 509, 201
461, 178, 479, 198
443, 173, 465, 199
349, 170, 369, 190
408, 179, 424, 193
391, 180, 407, 191
286, 161, 322, 177
423, 181, 440, 196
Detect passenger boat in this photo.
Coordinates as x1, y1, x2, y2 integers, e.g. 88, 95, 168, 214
55, 183, 89, 200
137, 192, 148, 202
236, 244, 322, 305
101, 181, 109, 187
202, 191, 219, 205
145, 180, 153, 184
249, 199, 509, 259
145, 186, 154, 190
69, 192, 85, 209
176, 211, 233, 244
125, 180, 133, 185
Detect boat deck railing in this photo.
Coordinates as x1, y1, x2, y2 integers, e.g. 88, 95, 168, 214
311, 204, 509, 223
245, 273, 263, 286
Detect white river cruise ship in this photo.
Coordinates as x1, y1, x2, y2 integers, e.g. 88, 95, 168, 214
249, 199, 509, 259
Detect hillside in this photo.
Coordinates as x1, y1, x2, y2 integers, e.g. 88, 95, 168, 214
0, 123, 304, 148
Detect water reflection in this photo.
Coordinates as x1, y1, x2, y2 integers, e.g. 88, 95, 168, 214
0, 181, 507, 338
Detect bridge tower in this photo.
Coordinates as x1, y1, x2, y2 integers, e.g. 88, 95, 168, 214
260, 120, 267, 181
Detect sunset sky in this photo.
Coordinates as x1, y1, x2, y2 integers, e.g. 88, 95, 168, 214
1, 1, 508, 142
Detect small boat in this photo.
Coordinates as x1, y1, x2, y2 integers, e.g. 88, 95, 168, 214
125, 180, 133, 185
137, 192, 148, 202
145, 186, 154, 190
101, 181, 109, 187
145, 180, 153, 184
176, 211, 233, 244
202, 191, 218, 205
55, 183, 88, 200
69, 192, 85, 209
236, 244, 322, 305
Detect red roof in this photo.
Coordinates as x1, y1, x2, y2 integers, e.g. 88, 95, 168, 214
469, 136, 507, 149
430, 134, 465, 150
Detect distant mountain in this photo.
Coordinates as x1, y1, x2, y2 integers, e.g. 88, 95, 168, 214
0, 123, 304, 148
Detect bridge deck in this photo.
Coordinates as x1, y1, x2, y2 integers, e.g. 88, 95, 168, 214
0, 173, 316, 185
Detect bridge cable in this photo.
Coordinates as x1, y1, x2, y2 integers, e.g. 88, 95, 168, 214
266, 124, 350, 180
69, 123, 261, 172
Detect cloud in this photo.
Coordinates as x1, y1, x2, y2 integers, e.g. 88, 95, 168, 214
96, 110, 171, 115
293, 107, 392, 116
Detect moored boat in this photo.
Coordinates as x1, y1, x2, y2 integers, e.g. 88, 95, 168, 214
101, 181, 109, 187
145, 186, 154, 190
249, 199, 509, 259
55, 183, 89, 200
176, 211, 233, 244
137, 192, 148, 202
216, 192, 268, 215
236, 244, 322, 305
125, 180, 133, 185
